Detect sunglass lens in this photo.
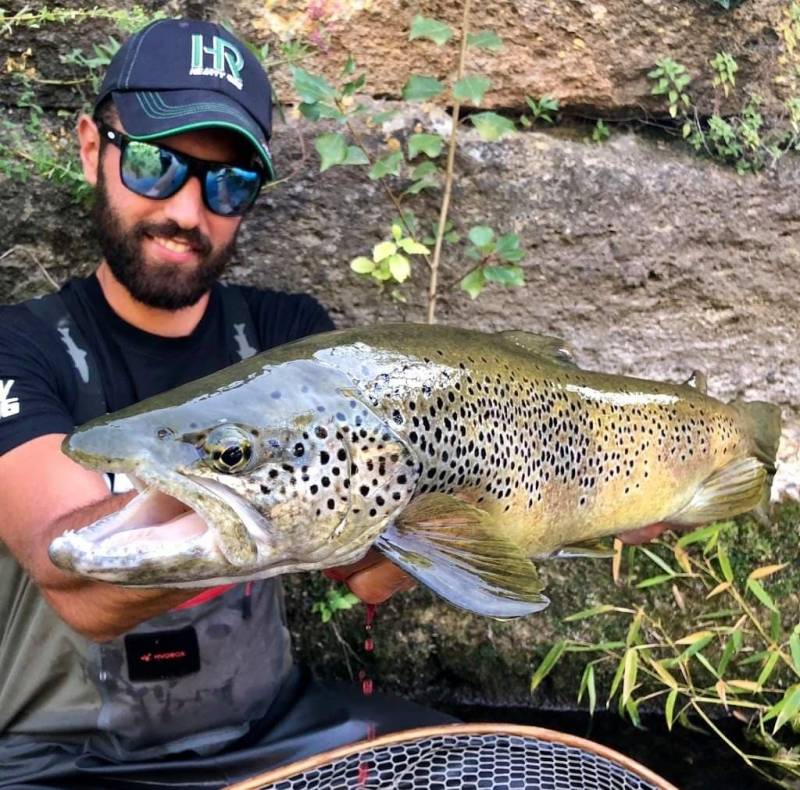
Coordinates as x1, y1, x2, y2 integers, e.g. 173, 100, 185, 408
121, 141, 188, 199
205, 167, 262, 216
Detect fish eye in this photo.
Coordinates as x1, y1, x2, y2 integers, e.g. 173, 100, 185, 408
203, 425, 255, 473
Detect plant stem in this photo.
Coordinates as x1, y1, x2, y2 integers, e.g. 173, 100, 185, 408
427, 0, 472, 324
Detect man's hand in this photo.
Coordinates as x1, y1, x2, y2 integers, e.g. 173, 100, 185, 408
325, 550, 416, 604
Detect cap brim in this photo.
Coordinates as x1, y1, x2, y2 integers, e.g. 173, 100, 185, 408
113, 89, 275, 179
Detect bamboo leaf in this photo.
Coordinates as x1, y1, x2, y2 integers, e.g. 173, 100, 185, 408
650, 660, 678, 689
790, 628, 800, 674
636, 573, 675, 589
673, 544, 692, 574
773, 684, 800, 733
726, 679, 761, 693
747, 578, 778, 612
676, 630, 715, 645
622, 648, 639, 707
757, 651, 780, 688
639, 547, 677, 576
706, 581, 731, 599
676, 523, 722, 548
717, 543, 734, 582
626, 610, 644, 647
665, 688, 679, 731
531, 641, 567, 693
578, 662, 597, 715
563, 604, 618, 622
608, 655, 626, 704
747, 563, 789, 581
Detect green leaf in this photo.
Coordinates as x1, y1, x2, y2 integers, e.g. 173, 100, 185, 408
774, 684, 800, 733
622, 648, 639, 707
578, 662, 597, 715
717, 544, 733, 582
468, 225, 495, 247
460, 268, 486, 299
453, 75, 491, 105
636, 574, 676, 589
403, 179, 438, 196
391, 223, 403, 241
665, 688, 679, 731
342, 55, 356, 76
373, 241, 397, 262
368, 151, 403, 180
758, 651, 781, 688
402, 75, 444, 102
790, 628, 800, 673
467, 31, 503, 51
342, 146, 369, 166
484, 265, 524, 287
563, 604, 618, 622
350, 256, 375, 274
747, 578, 778, 612
408, 133, 444, 159
470, 111, 516, 141
292, 66, 336, 103
387, 254, 411, 283
676, 523, 724, 549
717, 635, 739, 676
409, 15, 453, 46
410, 161, 439, 180
495, 233, 524, 262
315, 133, 347, 172
531, 641, 567, 693
371, 109, 400, 125
397, 238, 430, 255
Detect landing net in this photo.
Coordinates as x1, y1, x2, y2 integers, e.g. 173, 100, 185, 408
224, 723, 677, 790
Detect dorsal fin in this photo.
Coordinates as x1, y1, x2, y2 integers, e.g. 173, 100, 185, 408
497, 331, 578, 367
683, 370, 707, 393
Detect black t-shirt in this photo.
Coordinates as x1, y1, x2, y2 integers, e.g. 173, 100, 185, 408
0, 274, 334, 456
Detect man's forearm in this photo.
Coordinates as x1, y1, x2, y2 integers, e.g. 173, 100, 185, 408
34, 493, 197, 641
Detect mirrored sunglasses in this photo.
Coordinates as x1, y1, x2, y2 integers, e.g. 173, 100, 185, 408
97, 123, 266, 217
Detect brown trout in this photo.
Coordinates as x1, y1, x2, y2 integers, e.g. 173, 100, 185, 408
49, 325, 781, 618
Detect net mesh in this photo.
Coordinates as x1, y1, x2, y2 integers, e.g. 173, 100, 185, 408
253, 731, 665, 790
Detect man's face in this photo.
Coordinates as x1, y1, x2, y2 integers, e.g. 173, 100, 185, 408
93, 124, 249, 310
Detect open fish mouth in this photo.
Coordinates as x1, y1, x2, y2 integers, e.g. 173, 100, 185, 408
48, 468, 267, 583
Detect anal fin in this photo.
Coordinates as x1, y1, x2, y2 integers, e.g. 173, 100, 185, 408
375, 493, 549, 619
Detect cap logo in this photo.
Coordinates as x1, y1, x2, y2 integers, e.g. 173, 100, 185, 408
190, 34, 244, 91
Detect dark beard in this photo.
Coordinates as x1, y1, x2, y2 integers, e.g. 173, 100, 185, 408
92, 167, 238, 310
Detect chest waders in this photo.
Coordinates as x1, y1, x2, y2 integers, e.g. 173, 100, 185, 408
5, 288, 294, 758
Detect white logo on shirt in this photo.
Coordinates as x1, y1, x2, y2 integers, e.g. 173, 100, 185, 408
0, 379, 19, 418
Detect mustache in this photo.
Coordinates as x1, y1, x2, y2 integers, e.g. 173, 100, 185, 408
136, 221, 212, 255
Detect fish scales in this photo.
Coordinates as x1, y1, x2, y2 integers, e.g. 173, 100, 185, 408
49, 324, 781, 618
313, 328, 753, 558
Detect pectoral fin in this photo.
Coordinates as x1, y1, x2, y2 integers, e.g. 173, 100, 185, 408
375, 493, 549, 619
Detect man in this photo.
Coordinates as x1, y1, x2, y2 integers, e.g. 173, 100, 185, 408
0, 18, 443, 790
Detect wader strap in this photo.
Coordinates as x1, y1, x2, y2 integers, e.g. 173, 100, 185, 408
218, 284, 259, 360
24, 293, 108, 425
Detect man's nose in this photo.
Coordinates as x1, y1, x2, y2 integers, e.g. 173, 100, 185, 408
162, 175, 206, 229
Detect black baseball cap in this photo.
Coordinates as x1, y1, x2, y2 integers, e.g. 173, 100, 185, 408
95, 18, 275, 178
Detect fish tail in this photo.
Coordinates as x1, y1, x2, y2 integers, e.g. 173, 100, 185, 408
731, 400, 782, 525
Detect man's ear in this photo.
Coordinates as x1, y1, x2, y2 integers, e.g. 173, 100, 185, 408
77, 114, 101, 186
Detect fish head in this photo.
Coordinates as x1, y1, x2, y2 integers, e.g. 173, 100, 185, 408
49, 359, 421, 586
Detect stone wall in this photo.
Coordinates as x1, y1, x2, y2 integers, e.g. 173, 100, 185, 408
0, 0, 798, 712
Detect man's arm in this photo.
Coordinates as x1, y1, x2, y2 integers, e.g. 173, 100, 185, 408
0, 433, 197, 641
